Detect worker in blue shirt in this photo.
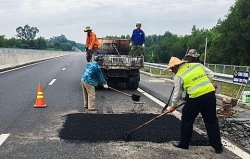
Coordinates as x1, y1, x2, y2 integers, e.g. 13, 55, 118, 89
81, 55, 108, 111
129, 21, 145, 56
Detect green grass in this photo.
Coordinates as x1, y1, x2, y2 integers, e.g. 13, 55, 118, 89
214, 82, 250, 98
142, 67, 173, 77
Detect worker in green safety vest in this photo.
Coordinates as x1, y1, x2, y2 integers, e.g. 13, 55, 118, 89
166, 57, 223, 154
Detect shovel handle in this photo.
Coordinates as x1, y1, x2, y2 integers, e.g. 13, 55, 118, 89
161, 86, 175, 113
126, 101, 186, 136
108, 87, 132, 97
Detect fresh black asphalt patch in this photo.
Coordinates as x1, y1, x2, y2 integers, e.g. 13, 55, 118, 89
58, 113, 210, 146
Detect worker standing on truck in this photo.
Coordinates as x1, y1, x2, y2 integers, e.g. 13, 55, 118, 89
84, 26, 99, 62
166, 57, 223, 154
129, 21, 145, 56
81, 55, 108, 111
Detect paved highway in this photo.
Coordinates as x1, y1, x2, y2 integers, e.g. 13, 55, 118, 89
0, 53, 248, 158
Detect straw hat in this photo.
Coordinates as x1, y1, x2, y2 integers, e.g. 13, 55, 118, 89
164, 57, 186, 71
84, 26, 92, 32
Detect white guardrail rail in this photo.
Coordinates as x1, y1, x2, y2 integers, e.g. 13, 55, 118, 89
143, 62, 250, 94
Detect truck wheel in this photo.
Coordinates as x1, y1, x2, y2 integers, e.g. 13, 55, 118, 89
126, 82, 139, 90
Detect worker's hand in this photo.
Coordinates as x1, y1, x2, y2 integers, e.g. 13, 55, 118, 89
103, 84, 109, 89
212, 83, 217, 90
85, 47, 88, 51
167, 106, 176, 113
129, 43, 132, 47
142, 43, 145, 47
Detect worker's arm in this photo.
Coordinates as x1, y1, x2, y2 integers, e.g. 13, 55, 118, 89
130, 30, 135, 46
142, 30, 145, 45
95, 64, 107, 85
202, 65, 214, 81
85, 37, 89, 48
171, 76, 184, 107
89, 32, 97, 50
167, 76, 184, 112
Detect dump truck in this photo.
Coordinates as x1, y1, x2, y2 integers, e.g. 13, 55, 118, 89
92, 38, 144, 90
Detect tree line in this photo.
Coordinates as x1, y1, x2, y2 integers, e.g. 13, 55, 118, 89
109, 0, 249, 66
0, 24, 84, 52
144, 0, 250, 66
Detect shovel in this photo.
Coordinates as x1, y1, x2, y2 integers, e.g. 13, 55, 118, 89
161, 86, 174, 113
108, 86, 140, 101
124, 101, 186, 142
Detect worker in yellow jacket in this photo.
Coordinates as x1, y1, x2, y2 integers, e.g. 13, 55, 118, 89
166, 57, 223, 154
84, 26, 99, 62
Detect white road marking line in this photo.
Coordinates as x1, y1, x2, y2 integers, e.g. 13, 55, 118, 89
48, 79, 56, 85
62, 68, 66, 70
0, 134, 10, 146
137, 88, 250, 159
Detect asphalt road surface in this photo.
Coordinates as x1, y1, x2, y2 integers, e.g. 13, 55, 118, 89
0, 53, 249, 159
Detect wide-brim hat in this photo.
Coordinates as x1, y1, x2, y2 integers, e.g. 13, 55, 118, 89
164, 57, 186, 71
84, 26, 92, 32
185, 49, 200, 57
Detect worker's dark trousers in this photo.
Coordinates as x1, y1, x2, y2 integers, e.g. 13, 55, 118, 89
180, 91, 222, 151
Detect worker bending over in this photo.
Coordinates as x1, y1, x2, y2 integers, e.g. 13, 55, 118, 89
166, 57, 223, 154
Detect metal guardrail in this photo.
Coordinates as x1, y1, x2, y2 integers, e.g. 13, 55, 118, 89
143, 62, 250, 94
205, 63, 250, 74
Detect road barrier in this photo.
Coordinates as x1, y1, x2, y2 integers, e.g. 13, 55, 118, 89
0, 48, 74, 71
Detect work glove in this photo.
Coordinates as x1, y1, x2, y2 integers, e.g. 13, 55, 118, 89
85, 47, 88, 51
129, 43, 132, 47
142, 43, 145, 47
103, 84, 109, 89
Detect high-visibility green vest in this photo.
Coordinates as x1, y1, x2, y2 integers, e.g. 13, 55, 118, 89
176, 63, 215, 98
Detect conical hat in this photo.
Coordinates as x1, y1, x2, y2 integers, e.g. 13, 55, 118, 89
164, 57, 186, 71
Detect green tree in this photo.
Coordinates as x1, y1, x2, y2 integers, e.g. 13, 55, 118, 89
8, 37, 22, 48
35, 37, 47, 50
16, 24, 39, 41
0, 35, 8, 47
210, 0, 250, 65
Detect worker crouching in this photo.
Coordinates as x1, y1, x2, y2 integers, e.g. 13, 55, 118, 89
166, 57, 223, 154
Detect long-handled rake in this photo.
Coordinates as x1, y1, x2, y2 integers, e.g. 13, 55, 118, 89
124, 101, 186, 142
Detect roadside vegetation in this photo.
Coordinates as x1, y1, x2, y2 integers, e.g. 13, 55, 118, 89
0, 24, 84, 51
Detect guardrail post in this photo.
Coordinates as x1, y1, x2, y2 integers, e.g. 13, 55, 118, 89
217, 81, 222, 94
160, 70, 162, 77
150, 68, 152, 74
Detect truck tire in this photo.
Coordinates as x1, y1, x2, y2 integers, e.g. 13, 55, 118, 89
126, 81, 139, 90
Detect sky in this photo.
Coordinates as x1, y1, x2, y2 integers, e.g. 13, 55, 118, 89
0, 0, 236, 44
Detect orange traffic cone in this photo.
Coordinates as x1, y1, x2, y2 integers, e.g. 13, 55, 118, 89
34, 83, 47, 108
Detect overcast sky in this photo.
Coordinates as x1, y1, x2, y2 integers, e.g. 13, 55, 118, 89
0, 0, 236, 44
